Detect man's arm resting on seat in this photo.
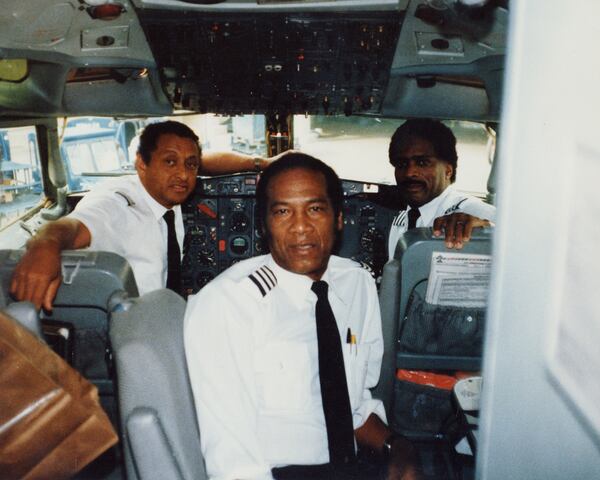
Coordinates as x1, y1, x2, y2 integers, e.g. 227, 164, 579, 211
355, 414, 422, 480
200, 150, 296, 175
433, 212, 492, 249
10, 218, 91, 311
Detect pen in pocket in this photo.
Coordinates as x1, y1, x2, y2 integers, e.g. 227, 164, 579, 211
346, 327, 352, 355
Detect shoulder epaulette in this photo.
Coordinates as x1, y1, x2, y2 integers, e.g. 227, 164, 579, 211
358, 261, 377, 279
444, 197, 468, 215
392, 210, 407, 227
247, 265, 277, 297
115, 190, 135, 206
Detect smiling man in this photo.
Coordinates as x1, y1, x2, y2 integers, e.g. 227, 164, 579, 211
10, 120, 270, 310
387, 119, 496, 259
185, 153, 421, 480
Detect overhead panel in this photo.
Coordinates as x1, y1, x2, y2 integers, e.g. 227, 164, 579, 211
137, 10, 402, 115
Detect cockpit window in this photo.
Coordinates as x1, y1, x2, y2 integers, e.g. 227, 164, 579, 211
65, 138, 121, 175
294, 116, 492, 196
59, 114, 492, 200
60, 117, 133, 193
0, 125, 41, 229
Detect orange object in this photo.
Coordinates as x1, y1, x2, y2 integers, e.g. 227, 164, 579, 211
396, 369, 482, 390
397, 369, 453, 390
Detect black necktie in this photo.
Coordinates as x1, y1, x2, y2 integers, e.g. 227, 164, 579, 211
311, 280, 355, 465
407, 207, 421, 229
163, 210, 181, 294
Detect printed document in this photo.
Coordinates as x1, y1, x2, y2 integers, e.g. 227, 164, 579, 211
425, 252, 492, 307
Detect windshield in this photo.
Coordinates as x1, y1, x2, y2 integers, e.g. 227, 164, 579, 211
65, 138, 121, 175
293, 115, 492, 195
0, 125, 41, 229
59, 114, 492, 198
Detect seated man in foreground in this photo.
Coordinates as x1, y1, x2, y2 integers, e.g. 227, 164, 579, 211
184, 153, 421, 480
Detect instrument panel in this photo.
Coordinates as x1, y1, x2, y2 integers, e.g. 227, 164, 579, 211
181, 173, 398, 296
139, 11, 401, 116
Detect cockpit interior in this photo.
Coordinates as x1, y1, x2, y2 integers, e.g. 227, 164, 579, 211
0, 1, 504, 479
2, 1, 599, 479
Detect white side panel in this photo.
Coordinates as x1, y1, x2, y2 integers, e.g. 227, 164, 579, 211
478, 1, 600, 479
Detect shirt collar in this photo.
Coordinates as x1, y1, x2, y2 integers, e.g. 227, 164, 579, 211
266, 255, 345, 308
410, 184, 453, 226
137, 175, 182, 222
321, 262, 347, 306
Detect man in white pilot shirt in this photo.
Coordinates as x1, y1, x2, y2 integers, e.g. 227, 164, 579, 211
185, 153, 421, 480
387, 119, 496, 260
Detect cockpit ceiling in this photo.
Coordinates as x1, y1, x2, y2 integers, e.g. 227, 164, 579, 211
0, 0, 508, 121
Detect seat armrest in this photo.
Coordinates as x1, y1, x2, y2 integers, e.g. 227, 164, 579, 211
127, 407, 185, 480
3, 301, 42, 338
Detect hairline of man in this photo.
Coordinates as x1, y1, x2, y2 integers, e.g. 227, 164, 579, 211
137, 120, 202, 165
388, 118, 458, 183
255, 152, 344, 235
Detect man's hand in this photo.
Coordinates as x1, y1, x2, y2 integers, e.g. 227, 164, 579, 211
10, 240, 63, 312
9, 218, 91, 312
433, 212, 492, 249
355, 414, 422, 480
386, 435, 422, 480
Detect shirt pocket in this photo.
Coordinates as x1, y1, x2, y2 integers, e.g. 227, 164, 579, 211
254, 341, 313, 412
346, 342, 372, 412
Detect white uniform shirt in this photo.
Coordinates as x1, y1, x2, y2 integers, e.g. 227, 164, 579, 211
68, 175, 184, 295
388, 185, 496, 260
184, 254, 386, 480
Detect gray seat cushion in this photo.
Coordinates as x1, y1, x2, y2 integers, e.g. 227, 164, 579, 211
110, 289, 206, 480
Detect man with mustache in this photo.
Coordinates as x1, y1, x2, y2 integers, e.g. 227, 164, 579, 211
10, 120, 272, 310
387, 119, 496, 260
185, 153, 421, 480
